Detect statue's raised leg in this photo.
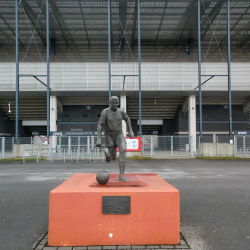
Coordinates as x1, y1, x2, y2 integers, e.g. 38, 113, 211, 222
104, 148, 111, 162
104, 147, 116, 162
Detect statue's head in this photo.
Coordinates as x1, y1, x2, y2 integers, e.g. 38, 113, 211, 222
109, 96, 119, 111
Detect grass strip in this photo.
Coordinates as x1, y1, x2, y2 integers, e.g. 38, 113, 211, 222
197, 157, 249, 160
0, 158, 46, 161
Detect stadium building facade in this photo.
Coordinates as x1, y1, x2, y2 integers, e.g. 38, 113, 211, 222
0, 0, 250, 149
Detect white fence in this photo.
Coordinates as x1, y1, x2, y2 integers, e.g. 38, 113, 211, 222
142, 135, 193, 157
0, 135, 194, 161
234, 135, 250, 157
1, 135, 250, 161
0, 136, 107, 162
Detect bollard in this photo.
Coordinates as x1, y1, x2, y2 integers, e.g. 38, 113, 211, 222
198, 136, 201, 157
190, 136, 193, 157
150, 136, 153, 157
50, 147, 53, 163
1, 137, 5, 159
87, 136, 90, 157
102, 150, 105, 162
216, 135, 218, 157
234, 135, 237, 157
31, 137, 33, 154
171, 136, 173, 157
59, 149, 61, 160
243, 136, 246, 156
142, 136, 144, 157
12, 137, 15, 158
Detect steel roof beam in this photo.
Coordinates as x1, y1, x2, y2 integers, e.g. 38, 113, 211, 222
177, 1, 197, 40
21, 0, 46, 46
49, 1, 69, 46
154, 0, 168, 46
130, 0, 137, 53
0, 30, 15, 46
170, 1, 198, 61
234, 39, 250, 60
200, 1, 225, 41
219, 5, 250, 46
240, 28, 250, 46
78, 0, 90, 47
134, 38, 188, 44
0, 13, 23, 46
49, 1, 84, 60
118, 0, 127, 61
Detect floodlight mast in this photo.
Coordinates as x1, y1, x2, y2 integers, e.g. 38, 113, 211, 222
108, 0, 111, 100
138, 0, 142, 137
198, 0, 202, 139
227, 0, 232, 139
15, 0, 19, 141
47, 0, 50, 140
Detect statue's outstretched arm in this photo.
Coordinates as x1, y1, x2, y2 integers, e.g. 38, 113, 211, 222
125, 117, 134, 139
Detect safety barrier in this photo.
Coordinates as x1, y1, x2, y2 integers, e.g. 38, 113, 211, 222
197, 134, 244, 157
142, 135, 193, 157
234, 135, 250, 157
1, 134, 249, 160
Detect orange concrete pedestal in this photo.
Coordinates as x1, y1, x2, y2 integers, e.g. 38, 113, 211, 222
48, 173, 180, 246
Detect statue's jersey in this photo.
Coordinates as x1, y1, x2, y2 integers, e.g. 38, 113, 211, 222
98, 108, 128, 132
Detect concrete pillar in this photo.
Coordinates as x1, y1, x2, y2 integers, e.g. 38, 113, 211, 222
188, 95, 196, 151
50, 96, 57, 132
120, 95, 127, 136
213, 134, 216, 143
50, 96, 57, 149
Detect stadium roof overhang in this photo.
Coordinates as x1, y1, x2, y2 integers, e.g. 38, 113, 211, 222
0, 0, 250, 62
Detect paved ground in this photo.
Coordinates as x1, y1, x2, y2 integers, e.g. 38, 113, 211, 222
0, 159, 250, 250
33, 232, 191, 249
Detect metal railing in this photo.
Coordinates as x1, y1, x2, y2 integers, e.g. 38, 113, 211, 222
234, 135, 250, 157
197, 134, 244, 157
1, 134, 249, 161
46, 136, 106, 163
0, 135, 195, 160
142, 135, 193, 157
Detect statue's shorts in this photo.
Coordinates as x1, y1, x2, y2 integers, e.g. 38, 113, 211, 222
104, 131, 126, 162
105, 131, 126, 150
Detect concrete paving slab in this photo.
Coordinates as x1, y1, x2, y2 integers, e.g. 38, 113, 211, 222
103, 246, 116, 249
33, 232, 189, 250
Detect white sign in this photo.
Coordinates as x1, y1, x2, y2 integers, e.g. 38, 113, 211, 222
126, 138, 139, 150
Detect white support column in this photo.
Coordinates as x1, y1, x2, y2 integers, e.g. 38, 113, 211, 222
120, 95, 127, 136
188, 95, 196, 151
50, 96, 57, 132
50, 96, 57, 149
